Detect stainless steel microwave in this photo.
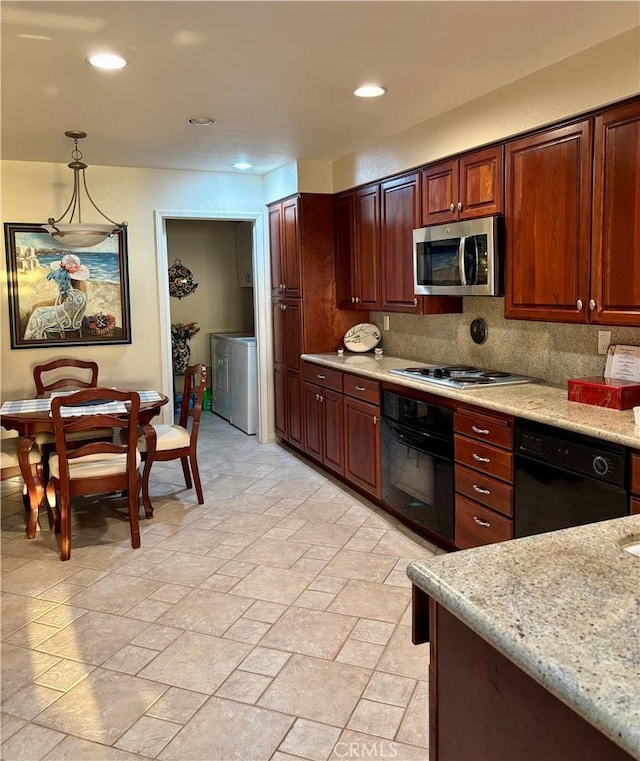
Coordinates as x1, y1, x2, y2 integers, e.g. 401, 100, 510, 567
413, 215, 502, 296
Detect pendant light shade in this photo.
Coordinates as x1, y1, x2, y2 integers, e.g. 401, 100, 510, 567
42, 131, 127, 248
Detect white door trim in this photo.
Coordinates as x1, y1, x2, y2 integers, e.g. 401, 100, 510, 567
153, 209, 273, 444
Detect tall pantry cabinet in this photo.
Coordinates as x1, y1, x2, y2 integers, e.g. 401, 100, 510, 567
269, 193, 360, 447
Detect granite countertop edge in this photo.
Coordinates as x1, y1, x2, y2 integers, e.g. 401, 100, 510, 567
301, 353, 640, 448
406, 515, 640, 760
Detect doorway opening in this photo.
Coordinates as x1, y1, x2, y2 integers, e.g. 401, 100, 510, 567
154, 210, 272, 444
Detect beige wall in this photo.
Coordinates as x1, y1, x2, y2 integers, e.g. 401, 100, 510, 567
333, 28, 640, 191
0, 161, 266, 405
166, 219, 254, 368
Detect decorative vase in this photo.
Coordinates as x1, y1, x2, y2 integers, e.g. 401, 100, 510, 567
172, 339, 190, 374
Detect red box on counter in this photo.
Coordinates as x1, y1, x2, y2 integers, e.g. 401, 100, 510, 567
567, 377, 640, 410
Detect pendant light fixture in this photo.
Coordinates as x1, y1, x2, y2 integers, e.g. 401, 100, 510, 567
42, 130, 127, 248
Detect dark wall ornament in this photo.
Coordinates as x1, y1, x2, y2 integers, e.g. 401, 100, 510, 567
168, 258, 198, 299
470, 318, 488, 344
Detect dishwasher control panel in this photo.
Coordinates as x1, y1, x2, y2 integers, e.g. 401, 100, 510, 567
515, 420, 626, 487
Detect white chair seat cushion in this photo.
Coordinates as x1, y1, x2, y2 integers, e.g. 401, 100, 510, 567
1, 437, 42, 467
49, 450, 141, 479
35, 428, 113, 446
137, 425, 190, 452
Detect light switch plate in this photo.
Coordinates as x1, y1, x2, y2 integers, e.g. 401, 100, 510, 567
383, 315, 390, 331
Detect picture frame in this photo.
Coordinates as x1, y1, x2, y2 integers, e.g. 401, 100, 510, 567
4, 223, 132, 349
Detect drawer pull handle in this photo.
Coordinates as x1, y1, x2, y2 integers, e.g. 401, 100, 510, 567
356, 385, 366, 391
472, 453, 491, 463
471, 425, 490, 435
473, 516, 491, 527
316, 374, 326, 379
472, 484, 491, 495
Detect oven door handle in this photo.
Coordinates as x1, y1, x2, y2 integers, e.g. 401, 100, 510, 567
458, 236, 467, 286
383, 419, 451, 452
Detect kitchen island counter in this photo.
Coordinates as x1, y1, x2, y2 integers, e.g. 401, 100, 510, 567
407, 514, 640, 759
302, 352, 640, 448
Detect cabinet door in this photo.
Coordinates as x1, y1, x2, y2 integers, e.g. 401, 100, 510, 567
272, 301, 286, 367
283, 300, 302, 373
335, 191, 356, 308
287, 371, 304, 449
354, 184, 381, 310
303, 381, 322, 461
269, 204, 283, 297
344, 396, 381, 498
282, 197, 302, 296
381, 173, 421, 313
421, 159, 458, 225
591, 101, 640, 326
323, 388, 344, 475
458, 146, 504, 220
274, 365, 287, 439
505, 121, 592, 322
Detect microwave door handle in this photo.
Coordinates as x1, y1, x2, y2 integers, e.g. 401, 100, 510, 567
473, 236, 480, 285
458, 236, 467, 286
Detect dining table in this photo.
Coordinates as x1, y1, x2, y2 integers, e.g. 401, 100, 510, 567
0, 389, 169, 538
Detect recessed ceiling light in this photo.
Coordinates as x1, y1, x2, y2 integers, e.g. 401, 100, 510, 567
233, 162, 253, 170
188, 117, 216, 126
88, 53, 127, 70
354, 85, 387, 98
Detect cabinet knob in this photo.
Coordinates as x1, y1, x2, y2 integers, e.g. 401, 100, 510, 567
355, 296, 360, 303
473, 516, 491, 527
457, 201, 463, 211
576, 299, 583, 310
351, 297, 355, 303
589, 299, 597, 311
315, 393, 320, 401
281, 304, 287, 310
373, 416, 378, 425
413, 298, 418, 307
319, 395, 324, 403
449, 203, 455, 212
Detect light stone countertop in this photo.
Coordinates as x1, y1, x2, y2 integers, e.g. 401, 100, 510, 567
301, 352, 640, 448
406, 515, 640, 759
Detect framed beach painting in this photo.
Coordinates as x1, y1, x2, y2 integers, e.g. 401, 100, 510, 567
3, 223, 132, 349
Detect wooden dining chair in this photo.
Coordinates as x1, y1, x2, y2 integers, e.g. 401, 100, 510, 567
32, 358, 113, 457
1, 437, 46, 538
34, 358, 99, 397
46, 388, 143, 561
138, 364, 207, 514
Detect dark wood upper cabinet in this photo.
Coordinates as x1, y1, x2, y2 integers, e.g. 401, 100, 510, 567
421, 146, 504, 226
334, 184, 381, 310
505, 121, 593, 322
591, 100, 640, 327
380, 173, 422, 313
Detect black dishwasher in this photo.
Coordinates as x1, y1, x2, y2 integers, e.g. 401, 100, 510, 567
514, 418, 629, 538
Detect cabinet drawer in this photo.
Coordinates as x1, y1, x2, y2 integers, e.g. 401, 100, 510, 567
632, 453, 640, 495
455, 495, 513, 549
302, 363, 343, 392
455, 434, 513, 483
343, 374, 380, 404
455, 464, 513, 517
455, 410, 512, 449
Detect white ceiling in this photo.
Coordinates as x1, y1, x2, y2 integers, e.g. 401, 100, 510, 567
2, 1, 639, 175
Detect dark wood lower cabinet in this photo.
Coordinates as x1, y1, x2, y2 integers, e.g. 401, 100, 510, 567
286, 372, 303, 450
344, 396, 381, 499
302, 381, 344, 476
430, 600, 634, 761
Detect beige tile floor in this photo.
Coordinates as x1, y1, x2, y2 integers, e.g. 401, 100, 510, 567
1, 413, 440, 761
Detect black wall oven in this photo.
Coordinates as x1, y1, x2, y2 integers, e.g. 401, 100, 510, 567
381, 390, 455, 545
514, 418, 629, 538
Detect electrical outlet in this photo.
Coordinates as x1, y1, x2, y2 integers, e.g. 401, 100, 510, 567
383, 315, 390, 331
598, 330, 611, 355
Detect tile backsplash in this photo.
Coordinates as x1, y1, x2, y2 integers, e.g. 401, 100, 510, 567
371, 298, 639, 388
